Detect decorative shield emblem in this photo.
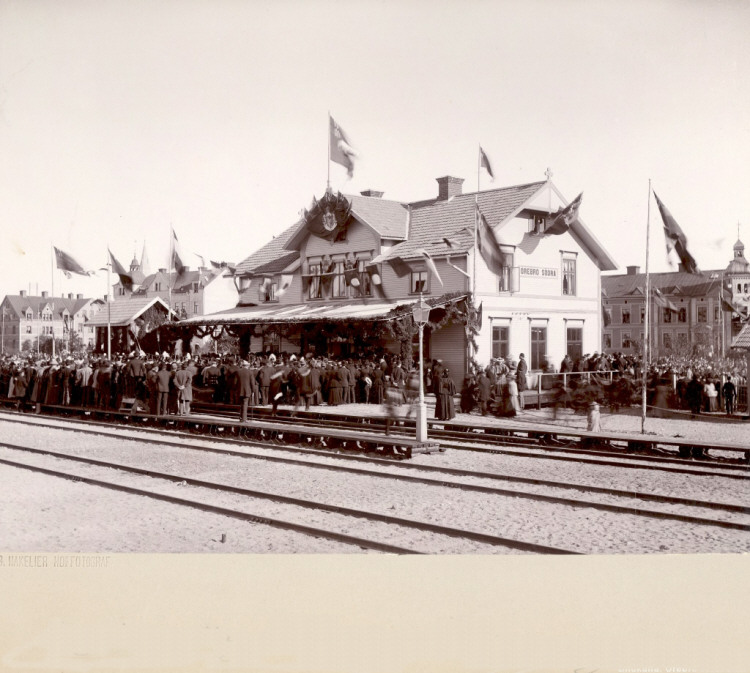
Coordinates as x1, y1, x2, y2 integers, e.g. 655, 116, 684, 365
322, 209, 336, 232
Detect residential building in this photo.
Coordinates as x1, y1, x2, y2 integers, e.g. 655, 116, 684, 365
0, 291, 103, 355
602, 239, 749, 358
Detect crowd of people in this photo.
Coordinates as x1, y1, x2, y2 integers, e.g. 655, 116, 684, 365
0, 347, 746, 423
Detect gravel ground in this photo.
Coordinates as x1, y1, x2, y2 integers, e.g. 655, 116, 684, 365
1, 412, 748, 554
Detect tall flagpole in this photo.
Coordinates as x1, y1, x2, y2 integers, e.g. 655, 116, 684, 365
50, 246, 56, 359
474, 144, 479, 297
168, 225, 173, 322
106, 249, 112, 360
641, 179, 651, 434
327, 111, 331, 192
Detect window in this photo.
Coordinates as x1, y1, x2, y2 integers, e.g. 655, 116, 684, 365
193, 303, 198, 314
154, 282, 161, 291
410, 270, 428, 294
25, 310, 32, 320
663, 308, 672, 323
497, 247, 516, 292
621, 332, 631, 348
678, 307, 687, 323
621, 308, 630, 324
332, 261, 347, 298
663, 332, 672, 350
492, 326, 509, 359
603, 307, 612, 326
307, 262, 323, 300
530, 327, 547, 370
26, 325, 31, 333
356, 258, 372, 297
697, 306, 707, 323
603, 333, 612, 349
262, 282, 278, 303
640, 306, 645, 323
562, 256, 576, 296
714, 305, 719, 322
566, 327, 583, 360
677, 332, 688, 348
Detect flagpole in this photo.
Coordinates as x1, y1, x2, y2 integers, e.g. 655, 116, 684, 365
106, 249, 112, 360
168, 225, 173, 322
50, 246, 56, 359
641, 179, 651, 434
327, 111, 331, 192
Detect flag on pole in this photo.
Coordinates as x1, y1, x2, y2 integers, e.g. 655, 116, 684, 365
545, 192, 583, 236
479, 146, 494, 181
416, 249, 444, 287
54, 247, 92, 278
653, 192, 699, 274
276, 274, 293, 298
329, 115, 357, 178
653, 287, 678, 312
109, 249, 134, 288
476, 209, 509, 277
171, 226, 186, 275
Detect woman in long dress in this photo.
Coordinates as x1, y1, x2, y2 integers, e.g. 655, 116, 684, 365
508, 374, 521, 415
437, 369, 456, 421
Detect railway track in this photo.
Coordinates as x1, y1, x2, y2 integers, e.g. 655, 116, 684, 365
0, 441, 578, 555
3, 413, 749, 550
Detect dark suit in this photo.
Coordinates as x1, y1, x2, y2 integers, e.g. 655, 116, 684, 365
236, 366, 255, 422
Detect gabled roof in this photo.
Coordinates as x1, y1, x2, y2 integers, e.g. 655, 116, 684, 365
346, 194, 408, 239
376, 182, 546, 262
86, 296, 174, 327
602, 270, 724, 298
1, 294, 93, 319
234, 226, 300, 277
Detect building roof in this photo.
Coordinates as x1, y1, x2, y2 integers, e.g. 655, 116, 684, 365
602, 270, 724, 298
86, 296, 174, 327
730, 322, 750, 349
376, 182, 546, 262
345, 193, 408, 239
131, 268, 222, 295
1, 294, 93, 319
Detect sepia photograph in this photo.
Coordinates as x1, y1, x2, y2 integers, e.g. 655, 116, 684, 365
0, 0, 748, 671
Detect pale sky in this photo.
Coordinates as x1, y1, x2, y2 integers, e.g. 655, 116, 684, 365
1, 0, 749, 300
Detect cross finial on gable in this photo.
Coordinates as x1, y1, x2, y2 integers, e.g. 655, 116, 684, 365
545, 167, 553, 181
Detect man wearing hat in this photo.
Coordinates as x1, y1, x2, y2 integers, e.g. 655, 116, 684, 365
236, 359, 255, 422
516, 353, 528, 392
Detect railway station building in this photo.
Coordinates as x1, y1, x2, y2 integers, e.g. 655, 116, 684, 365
182, 173, 617, 384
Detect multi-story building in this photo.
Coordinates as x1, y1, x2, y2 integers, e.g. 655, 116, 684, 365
0, 291, 103, 355
601, 239, 750, 358
112, 251, 237, 321
183, 173, 617, 385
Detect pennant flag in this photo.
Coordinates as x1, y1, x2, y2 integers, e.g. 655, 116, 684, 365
54, 246, 92, 278
109, 249, 134, 288
387, 257, 412, 278
545, 192, 583, 236
653, 192, 699, 274
365, 263, 382, 286
329, 115, 357, 178
344, 266, 360, 287
654, 287, 678, 312
415, 248, 444, 287
276, 274, 293, 298
171, 226, 186, 275
476, 209, 509, 277
479, 146, 494, 181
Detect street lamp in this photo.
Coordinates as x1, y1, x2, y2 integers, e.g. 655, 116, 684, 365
411, 293, 430, 442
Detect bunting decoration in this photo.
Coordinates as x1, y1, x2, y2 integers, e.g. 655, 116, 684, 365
653, 191, 699, 274
365, 263, 382, 286
416, 248, 444, 287
545, 192, 583, 236
276, 274, 293, 298
303, 191, 352, 241
387, 257, 412, 278
329, 115, 357, 178
54, 246, 93, 278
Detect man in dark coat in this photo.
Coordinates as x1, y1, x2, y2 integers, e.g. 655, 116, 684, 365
236, 360, 255, 422
686, 375, 703, 415
156, 363, 172, 416
476, 370, 492, 416
516, 353, 528, 392
722, 377, 736, 416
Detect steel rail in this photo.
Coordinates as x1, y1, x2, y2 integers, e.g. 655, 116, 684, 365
0, 446, 578, 555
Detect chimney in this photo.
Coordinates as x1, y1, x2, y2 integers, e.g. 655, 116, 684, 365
158, 268, 167, 273
68, 292, 74, 299
436, 176, 464, 201
76, 293, 83, 299
626, 266, 640, 275
41, 291, 48, 298
19, 290, 26, 297
360, 189, 384, 198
